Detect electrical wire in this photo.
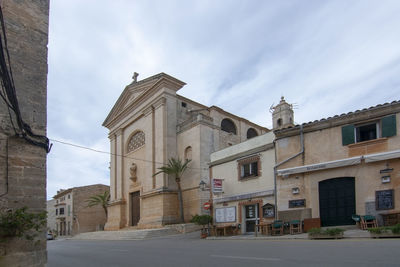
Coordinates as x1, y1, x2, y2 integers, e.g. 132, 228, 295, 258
0, 3, 51, 153
49, 138, 209, 171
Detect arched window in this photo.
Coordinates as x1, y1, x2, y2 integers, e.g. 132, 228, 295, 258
127, 131, 145, 153
184, 146, 192, 160
277, 118, 282, 126
247, 128, 258, 139
221, 118, 237, 135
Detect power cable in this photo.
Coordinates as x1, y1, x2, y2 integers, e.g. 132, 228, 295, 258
49, 138, 209, 171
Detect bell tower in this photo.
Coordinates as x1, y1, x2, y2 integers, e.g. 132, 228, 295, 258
272, 96, 294, 130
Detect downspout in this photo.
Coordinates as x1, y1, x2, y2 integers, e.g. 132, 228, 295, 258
273, 125, 304, 220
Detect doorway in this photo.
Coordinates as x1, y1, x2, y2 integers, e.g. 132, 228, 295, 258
244, 204, 259, 233
319, 177, 355, 226
130, 191, 140, 226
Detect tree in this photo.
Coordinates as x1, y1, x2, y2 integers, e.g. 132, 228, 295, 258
86, 191, 110, 217
154, 157, 191, 223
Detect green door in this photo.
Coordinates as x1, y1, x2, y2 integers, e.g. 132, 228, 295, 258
319, 177, 355, 227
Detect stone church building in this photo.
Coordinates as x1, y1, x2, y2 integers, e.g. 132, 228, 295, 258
103, 73, 267, 229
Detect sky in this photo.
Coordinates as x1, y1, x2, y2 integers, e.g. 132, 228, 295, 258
46, 0, 400, 199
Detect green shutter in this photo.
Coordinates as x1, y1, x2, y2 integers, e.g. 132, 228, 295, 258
342, 125, 355, 145
381, 114, 397, 137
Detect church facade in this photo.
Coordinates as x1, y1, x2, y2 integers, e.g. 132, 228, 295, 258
103, 73, 267, 230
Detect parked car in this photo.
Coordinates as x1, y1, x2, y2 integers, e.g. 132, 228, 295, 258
47, 233, 54, 240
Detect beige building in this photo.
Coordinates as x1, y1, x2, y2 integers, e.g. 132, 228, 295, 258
103, 72, 267, 230
52, 184, 109, 236
210, 132, 275, 234
274, 99, 400, 226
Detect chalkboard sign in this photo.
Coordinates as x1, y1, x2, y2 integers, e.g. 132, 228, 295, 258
262, 204, 275, 218
376, 189, 394, 210
289, 199, 306, 208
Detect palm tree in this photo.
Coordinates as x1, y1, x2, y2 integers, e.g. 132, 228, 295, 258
86, 191, 110, 217
154, 157, 191, 223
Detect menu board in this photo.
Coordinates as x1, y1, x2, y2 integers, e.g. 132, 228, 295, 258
376, 189, 394, 210
215, 207, 236, 223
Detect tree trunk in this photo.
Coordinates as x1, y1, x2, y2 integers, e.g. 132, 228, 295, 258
176, 179, 184, 223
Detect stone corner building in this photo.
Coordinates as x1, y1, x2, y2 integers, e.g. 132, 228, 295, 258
0, 0, 49, 266
103, 73, 267, 230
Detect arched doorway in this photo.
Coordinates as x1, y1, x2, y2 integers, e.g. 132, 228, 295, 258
319, 177, 355, 226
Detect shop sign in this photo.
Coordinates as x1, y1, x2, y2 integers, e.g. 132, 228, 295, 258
212, 178, 223, 193
215, 206, 236, 223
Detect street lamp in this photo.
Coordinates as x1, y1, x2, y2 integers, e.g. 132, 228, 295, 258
199, 180, 209, 191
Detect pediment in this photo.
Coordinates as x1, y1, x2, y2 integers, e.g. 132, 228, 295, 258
103, 73, 186, 128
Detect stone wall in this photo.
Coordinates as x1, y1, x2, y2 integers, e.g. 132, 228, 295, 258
72, 184, 109, 235
0, 0, 49, 266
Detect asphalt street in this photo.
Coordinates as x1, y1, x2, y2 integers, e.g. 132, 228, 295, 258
47, 232, 400, 267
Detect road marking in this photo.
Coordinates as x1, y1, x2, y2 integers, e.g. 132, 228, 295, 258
211, 255, 281, 261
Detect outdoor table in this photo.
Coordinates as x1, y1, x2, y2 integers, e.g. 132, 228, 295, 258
255, 223, 272, 237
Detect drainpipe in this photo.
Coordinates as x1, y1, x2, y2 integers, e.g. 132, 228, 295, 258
273, 125, 304, 220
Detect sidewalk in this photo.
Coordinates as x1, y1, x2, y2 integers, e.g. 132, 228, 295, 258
206, 228, 372, 240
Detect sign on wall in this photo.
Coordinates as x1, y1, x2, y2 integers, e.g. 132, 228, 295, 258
215, 206, 236, 223
289, 199, 306, 208
212, 178, 223, 193
376, 189, 394, 210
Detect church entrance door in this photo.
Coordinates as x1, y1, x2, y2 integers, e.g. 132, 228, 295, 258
130, 191, 140, 226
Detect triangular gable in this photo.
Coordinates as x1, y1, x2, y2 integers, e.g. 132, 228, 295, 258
103, 73, 186, 128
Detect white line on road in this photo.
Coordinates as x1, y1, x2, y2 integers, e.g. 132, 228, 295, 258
211, 255, 281, 261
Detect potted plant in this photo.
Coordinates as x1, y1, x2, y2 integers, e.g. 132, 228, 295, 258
308, 227, 344, 239
191, 215, 212, 238
368, 224, 400, 238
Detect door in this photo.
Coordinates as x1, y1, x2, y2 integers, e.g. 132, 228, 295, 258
319, 177, 355, 227
130, 191, 140, 226
245, 204, 259, 233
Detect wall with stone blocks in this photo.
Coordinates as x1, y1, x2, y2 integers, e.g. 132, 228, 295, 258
0, 0, 49, 266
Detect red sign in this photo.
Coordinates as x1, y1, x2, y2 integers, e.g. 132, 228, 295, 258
212, 178, 223, 193
203, 202, 211, 210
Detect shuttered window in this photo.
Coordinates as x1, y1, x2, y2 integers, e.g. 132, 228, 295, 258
342, 114, 397, 146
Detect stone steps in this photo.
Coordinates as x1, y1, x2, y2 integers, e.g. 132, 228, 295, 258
71, 223, 202, 240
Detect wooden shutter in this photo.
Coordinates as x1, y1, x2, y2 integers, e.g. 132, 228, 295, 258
342, 125, 355, 145
381, 114, 397, 137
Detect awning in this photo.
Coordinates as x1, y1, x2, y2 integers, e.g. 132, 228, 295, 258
277, 156, 362, 176
364, 149, 400, 163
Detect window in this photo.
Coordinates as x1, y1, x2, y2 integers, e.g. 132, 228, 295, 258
221, 118, 237, 135
68, 205, 71, 216
184, 146, 192, 160
238, 156, 260, 180
68, 194, 70, 199
342, 114, 397, 145
181, 102, 187, 108
59, 208, 64, 215
127, 131, 145, 153
247, 128, 258, 139
56, 209, 58, 215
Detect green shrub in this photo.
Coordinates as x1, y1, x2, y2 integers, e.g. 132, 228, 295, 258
0, 207, 46, 241
308, 227, 344, 236
391, 224, 400, 234
190, 214, 212, 226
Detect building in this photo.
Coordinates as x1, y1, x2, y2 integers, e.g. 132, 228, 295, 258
274, 99, 400, 226
46, 199, 57, 234
0, 1, 49, 266
103, 72, 267, 230
52, 184, 109, 236
209, 132, 275, 234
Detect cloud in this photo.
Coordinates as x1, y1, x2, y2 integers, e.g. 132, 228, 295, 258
47, 0, 400, 198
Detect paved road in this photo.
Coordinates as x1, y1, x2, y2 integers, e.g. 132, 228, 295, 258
48, 232, 400, 267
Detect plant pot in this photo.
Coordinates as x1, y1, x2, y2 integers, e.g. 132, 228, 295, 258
370, 232, 400, 238
201, 233, 208, 239
308, 232, 344, 240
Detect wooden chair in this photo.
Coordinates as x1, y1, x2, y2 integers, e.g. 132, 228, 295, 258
271, 220, 284, 236
362, 215, 378, 229
352, 214, 362, 229
289, 220, 302, 234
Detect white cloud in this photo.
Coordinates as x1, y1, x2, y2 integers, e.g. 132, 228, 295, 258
47, 0, 400, 199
